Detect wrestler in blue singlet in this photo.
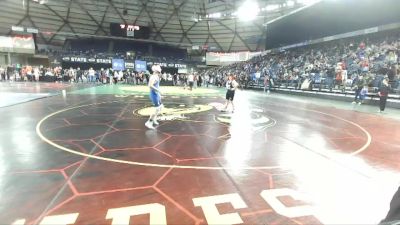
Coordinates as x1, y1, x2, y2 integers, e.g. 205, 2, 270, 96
150, 77, 161, 107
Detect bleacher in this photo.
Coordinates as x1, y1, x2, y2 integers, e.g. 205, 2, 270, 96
201, 29, 399, 107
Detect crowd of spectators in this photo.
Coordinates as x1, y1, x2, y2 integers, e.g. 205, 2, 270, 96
200, 31, 400, 95
2, 31, 399, 99
0, 65, 63, 82
0, 65, 208, 88
37, 49, 197, 65
0, 65, 150, 84
37, 45, 199, 65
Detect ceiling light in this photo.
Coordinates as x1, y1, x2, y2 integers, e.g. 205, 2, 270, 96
297, 0, 320, 6
287, 0, 295, 7
265, 4, 280, 11
237, 0, 259, 21
213, 12, 221, 18
32, 0, 47, 4
207, 12, 222, 19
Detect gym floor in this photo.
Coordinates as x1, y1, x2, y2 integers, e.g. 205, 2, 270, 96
0, 82, 399, 225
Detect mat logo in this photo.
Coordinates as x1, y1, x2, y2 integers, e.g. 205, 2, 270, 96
214, 106, 276, 131
12, 188, 314, 225
136, 104, 213, 121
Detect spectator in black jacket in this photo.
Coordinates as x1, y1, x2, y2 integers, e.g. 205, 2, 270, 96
378, 78, 390, 113
76, 68, 83, 83
380, 186, 400, 225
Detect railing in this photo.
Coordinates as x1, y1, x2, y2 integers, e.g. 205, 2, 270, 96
247, 76, 400, 99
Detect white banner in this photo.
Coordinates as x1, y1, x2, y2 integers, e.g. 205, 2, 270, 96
206, 52, 256, 66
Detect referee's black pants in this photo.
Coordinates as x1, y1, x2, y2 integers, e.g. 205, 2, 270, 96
380, 96, 388, 111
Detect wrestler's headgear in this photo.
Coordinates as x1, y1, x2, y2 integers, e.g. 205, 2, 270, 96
152, 65, 162, 73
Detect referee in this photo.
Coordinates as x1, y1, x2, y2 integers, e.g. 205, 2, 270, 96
221, 74, 239, 113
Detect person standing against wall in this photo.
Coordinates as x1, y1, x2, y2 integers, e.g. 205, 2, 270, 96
187, 73, 194, 91
378, 78, 390, 113
264, 73, 271, 93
